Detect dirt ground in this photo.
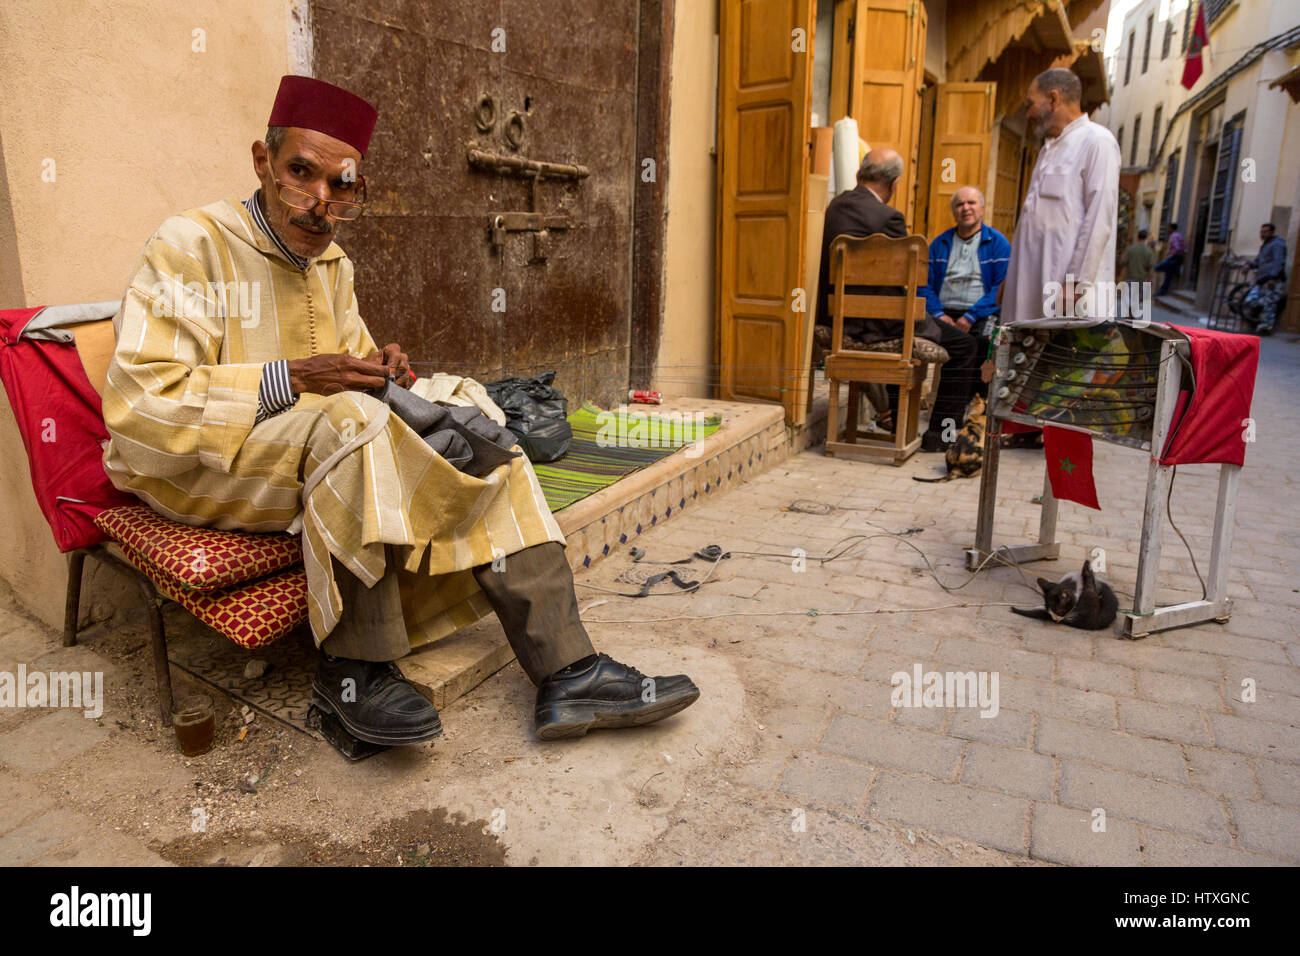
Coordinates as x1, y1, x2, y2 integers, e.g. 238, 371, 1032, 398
0, 565, 1020, 867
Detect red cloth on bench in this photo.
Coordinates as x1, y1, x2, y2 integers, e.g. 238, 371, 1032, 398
1159, 327, 1259, 467
0, 307, 134, 551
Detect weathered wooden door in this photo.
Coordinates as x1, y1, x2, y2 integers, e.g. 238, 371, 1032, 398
312, 0, 642, 411
920, 82, 996, 240
844, 0, 926, 228
992, 121, 1024, 238
715, 0, 816, 423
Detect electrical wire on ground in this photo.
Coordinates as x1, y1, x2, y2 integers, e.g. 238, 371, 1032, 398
577, 500, 1052, 624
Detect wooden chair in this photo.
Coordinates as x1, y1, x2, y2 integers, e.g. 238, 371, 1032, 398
823, 233, 948, 465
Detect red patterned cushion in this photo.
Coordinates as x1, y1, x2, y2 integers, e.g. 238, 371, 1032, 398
94, 504, 301, 592
114, 539, 307, 649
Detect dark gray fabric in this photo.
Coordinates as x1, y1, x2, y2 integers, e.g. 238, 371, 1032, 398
372, 380, 521, 477
471, 541, 596, 685
323, 542, 596, 680
321, 548, 411, 662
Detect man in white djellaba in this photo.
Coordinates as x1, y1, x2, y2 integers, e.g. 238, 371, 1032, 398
1001, 68, 1121, 327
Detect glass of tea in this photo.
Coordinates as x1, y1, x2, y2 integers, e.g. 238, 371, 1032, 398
171, 694, 216, 756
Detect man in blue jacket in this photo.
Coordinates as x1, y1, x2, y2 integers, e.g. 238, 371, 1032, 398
921, 187, 1011, 399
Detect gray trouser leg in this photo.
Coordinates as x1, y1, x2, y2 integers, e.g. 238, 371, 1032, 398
471, 541, 596, 685
320, 547, 411, 662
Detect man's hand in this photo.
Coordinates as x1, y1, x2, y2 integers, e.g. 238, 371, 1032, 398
956, 315, 973, 333
287, 354, 390, 396
936, 314, 956, 327
981, 359, 996, 384
367, 343, 412, 385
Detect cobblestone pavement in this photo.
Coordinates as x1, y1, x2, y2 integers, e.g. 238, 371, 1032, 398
579, 315, 1299, 865
1, 314, 1296, 865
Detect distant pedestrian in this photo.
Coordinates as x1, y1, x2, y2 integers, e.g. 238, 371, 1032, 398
1155, 223, 1185, 296
1121, 228, 1157, 283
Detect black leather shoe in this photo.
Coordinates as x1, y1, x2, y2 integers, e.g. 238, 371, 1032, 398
920, 430, 947, 453
535, 654, 700, 740
312, 656, 442, 746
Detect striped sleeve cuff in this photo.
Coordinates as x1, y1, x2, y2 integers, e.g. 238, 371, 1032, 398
255, 359, 298, 423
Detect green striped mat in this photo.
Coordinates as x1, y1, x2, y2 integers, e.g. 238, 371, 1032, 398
534, 402, 722, 512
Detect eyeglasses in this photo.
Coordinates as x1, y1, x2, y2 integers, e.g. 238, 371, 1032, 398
272, 175, 368, 221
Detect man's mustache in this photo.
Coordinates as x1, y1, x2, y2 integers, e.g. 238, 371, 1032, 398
290, 213, 333, 234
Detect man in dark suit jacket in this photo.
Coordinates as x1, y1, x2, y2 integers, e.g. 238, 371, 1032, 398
815, 148, 978, 451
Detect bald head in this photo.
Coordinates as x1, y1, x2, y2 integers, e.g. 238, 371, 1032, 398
857, 147, 904, 204
858, 148, 904, 187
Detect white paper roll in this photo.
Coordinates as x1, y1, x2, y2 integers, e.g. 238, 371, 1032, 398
831, 116, 860, 196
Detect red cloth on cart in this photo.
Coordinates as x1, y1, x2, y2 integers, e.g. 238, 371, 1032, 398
1159, 327, 1259, 467
0, 307, 134, 552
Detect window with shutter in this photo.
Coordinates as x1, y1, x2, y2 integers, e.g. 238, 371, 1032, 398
1150, 105, 1163, 165
1208, 114, 1245, 243
1125, 30, 1135, 85
1142, 15, 1154, 73
1161, 19, 1173, 59
1160, 150, 1180, 238
1131, 115, 1142, 167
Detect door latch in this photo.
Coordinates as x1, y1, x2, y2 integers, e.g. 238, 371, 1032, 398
469, 148, 587, 260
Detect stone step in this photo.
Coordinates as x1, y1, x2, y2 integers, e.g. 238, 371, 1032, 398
1157, 292, 1198, 317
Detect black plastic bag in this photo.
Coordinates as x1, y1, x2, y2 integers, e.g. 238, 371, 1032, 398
483, 370, 572, 463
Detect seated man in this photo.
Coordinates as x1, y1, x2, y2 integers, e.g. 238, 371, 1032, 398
1242, 222, 1288, 336
102, 76, 699, 747
815, 149, 979, 451
920, 186, 1010, 401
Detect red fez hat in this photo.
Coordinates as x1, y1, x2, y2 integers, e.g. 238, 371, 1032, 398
267, 75, 378, 157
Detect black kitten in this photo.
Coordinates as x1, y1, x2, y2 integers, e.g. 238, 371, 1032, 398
1011, 559, 1118, 630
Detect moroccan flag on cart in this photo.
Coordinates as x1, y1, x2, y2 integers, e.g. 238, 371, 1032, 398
1181, 2, 1209, 90
1042, 425, 1100, 510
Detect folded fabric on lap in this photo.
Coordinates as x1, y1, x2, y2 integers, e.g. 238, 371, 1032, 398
372, 379, 521, 478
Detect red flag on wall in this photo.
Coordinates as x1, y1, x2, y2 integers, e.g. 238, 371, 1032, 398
1181, 2, 1209, 90
1042, 425, 1100, 510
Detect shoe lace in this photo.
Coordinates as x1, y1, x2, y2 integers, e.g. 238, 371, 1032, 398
621, 661, 647, 682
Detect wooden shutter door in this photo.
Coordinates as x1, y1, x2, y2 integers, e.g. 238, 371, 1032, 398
849, 0, 925, 227
992, 121, 1023, 238
716, 0, 815, 422
922, 82, 996, 240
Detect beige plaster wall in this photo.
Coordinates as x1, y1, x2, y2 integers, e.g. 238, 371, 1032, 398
0, 0, 291, 626
655, 1, 719, 401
